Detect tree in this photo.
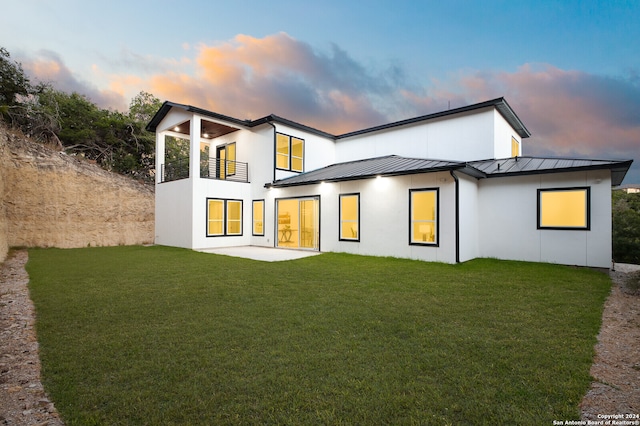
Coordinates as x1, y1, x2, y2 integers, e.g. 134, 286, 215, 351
129, 90, 162, 123
122, 91, 163, 179
612, 190, 640, 264
0, 47, 31, 107
0, 47, 162, 182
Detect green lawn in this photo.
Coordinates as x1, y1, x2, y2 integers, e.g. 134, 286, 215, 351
26, 246, 611, 425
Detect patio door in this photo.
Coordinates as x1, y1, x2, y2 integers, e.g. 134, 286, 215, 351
216, 146, 226, 179
276, 197, 319, 250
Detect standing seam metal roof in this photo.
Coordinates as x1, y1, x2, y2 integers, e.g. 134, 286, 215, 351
267, 155, 633, 187
267, 155, 466, 187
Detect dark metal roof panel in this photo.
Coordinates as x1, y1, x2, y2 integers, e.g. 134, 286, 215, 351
467, 156, 633, 186
268, 155, 465, 187
270, 155, 632, 188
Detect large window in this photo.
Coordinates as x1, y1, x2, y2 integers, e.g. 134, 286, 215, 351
339, 194, 359, 241
276, 133, 304, 172
410, 188, 438, 245
207, 198, 243, 236
538, 187, 590, 230
252, 200, 264, 236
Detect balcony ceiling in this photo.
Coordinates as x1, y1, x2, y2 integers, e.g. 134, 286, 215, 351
202, 120, 240, 139
171, 120, 240, 139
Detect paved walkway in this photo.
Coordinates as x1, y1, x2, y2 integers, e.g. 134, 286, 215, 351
613, 262, 640, 273
197, 246, 322, 262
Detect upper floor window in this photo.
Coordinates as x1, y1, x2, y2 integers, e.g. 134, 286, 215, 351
276, 133, 304, 172
537, 187, 590, 230
410, 188, 439, 245
511, 137, 520, 157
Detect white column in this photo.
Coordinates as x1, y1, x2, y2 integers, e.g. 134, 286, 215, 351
155, 131, 165, 184
189, 116, 201, 180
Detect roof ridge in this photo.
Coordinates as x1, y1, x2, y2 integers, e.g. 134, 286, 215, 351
148, 98, 531, 139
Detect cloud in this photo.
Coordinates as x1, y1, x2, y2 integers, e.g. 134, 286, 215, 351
12, 34, 640, 183
113, 33, 404, 133
394, 64, 639, 183
458, 64, 640, 156
104, 35, 640, 184
19, 50, 127, 111
454, 64, 640, 183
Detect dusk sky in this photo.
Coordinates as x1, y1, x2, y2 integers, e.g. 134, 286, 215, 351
2, 0, 639, 183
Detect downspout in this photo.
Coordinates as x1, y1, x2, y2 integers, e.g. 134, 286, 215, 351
450, 170, 460, 263
265, 119, 277, 248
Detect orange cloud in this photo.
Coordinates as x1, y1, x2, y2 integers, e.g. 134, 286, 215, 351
460, 64, 640, 158
124, 33, 388, 133
22, 50, 127, 111
20, 35, 639, 182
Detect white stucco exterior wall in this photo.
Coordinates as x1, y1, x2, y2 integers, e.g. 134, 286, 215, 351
477, 170, 612, 268
155, 178, 193, 248
493, 110, 521, 158
335, 108, 499, 163
296, 172, 458, 264
457, 173, 480, 262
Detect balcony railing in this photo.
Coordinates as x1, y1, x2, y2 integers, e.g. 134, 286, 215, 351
160, 158, 249, 183
201, 158, 248, 182
161, 158, 189, 182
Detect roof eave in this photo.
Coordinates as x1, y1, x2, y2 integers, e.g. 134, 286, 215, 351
266, 164, 466, 188
478, 160, 633, 186
335, 97, 531, 139
146, 101, 252, 132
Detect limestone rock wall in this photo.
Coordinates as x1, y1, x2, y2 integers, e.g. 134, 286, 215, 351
0, 125, 154, 261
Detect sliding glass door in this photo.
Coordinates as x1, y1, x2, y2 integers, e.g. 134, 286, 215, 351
276, 197, 319, 250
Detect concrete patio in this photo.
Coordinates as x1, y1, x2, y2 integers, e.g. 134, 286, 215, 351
197, 246, 322, 262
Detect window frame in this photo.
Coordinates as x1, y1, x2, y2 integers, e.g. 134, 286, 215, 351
206, 199, 225, 236
252, 199, 265, 236
275, 132, 304, 172
409, 188, 439, 246
215, 142, 236, 178
537, 187, 591, 230
226, 199, 242, 236
206, 198, 243, 237
339, 193, 360, 242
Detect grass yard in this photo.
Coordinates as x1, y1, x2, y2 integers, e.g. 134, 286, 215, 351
26, 246, 611, 425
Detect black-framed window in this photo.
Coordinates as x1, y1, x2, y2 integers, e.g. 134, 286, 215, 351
339, 193, 360, 241
276, 132, 304, 172
409, 188, 439, 246
207, 198, 243, 237
252, 200, 265, 236
537, 187, 590, 230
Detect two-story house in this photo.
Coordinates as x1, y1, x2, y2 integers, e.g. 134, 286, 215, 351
146, 97, 632, 268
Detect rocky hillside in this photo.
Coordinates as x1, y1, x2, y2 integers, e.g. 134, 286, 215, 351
0, 124, 154, 262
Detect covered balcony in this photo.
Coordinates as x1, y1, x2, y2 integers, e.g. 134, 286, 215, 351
158, 116, 248, 183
